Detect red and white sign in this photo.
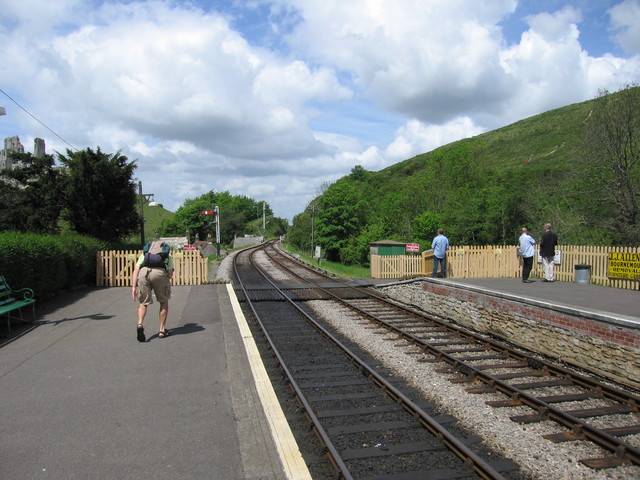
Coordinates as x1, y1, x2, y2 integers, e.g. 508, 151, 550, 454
406, 243, 420, 252
201, 210, 216, 215
183, 244, 197, 251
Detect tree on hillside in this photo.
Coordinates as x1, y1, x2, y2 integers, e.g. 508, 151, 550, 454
58, 148, 139, 242
316, 179, 369, 261
0, 152, 63, 234
581, 84, 640, 245
287, 209, 314, 252
349, 165, 369, 182
158, 194, 223, 242
158, 190, 278, 244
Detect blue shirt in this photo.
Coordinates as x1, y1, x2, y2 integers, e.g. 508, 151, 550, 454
431, 234, 449, 259
519, 233, 536, 258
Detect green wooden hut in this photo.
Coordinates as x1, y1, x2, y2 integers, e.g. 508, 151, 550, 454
370, 240, 407, 256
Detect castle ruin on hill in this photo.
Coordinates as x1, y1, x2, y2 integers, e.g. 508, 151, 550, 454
0, 136, 46, 170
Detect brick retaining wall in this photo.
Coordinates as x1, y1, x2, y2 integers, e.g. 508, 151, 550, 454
380, 280, 640, 390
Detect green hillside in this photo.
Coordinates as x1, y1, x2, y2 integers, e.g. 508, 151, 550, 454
386, 99, 592, 178
123, 200, 174, 245
287, 87, 639, 265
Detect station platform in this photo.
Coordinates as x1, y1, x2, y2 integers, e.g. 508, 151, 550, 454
438, 277, 639, 324
0, 285, 311, 480
359, 276, 639, 325
1, 277, 637, 479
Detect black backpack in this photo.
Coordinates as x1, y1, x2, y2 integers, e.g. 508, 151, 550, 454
142, 241, 170, 269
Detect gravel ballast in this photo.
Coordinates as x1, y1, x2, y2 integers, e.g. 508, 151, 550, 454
305, 299, 640, 480
217, 254, 640, 479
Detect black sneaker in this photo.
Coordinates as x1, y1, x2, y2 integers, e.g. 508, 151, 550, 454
137, 325, 146, 342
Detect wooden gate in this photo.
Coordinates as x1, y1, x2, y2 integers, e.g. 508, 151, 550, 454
96, 250, 210, 286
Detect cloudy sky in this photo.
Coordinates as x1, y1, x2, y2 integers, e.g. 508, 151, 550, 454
1, 0, 639, 221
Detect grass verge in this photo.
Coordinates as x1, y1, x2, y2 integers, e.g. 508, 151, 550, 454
279, 244, 371, 278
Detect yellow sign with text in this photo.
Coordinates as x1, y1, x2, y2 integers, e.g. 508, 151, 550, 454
608, 252, 640, 280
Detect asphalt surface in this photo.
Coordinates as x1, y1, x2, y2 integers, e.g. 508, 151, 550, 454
444, 277, 640, 322
0, 285, 290, 480
2, 276, 637, 479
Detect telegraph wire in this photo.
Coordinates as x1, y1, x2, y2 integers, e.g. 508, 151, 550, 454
0, 87, 77, 151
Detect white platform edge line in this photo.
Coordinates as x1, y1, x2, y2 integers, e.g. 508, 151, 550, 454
226, 284, 312, 480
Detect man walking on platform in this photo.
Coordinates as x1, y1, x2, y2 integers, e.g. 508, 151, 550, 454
540, 223, 558, 282
131, 241, 174, 341
519, 227, 536, 283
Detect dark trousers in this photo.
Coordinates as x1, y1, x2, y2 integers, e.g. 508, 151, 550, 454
522, 256, 533, 281
432, 257, 446, 278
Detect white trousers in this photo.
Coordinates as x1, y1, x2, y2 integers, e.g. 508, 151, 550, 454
542, 256, 555, 281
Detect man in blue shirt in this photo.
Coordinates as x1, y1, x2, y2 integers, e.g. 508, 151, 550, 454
431, 229, 450, 278
518, 227, 536, 283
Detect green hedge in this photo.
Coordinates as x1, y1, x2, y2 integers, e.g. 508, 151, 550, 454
0, 232, 105, 299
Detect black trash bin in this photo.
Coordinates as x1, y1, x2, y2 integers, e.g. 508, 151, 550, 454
574, 264, 591, 284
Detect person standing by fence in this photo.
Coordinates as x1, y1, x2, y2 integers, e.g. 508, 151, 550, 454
519, 227, 536, 283
431, 229, 450, 278
540, 223, 558, 282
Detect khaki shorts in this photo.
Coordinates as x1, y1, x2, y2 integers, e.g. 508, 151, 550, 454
137, 267, 171, 305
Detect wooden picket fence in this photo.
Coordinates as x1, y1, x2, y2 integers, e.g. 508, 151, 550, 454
370, 254, 423, 280
96, 250, 209, 287
371, 245, 640, 291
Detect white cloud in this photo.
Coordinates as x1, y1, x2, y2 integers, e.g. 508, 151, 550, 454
1, 0, 640, 222
385, 118, 485, 162
524, 6, 582, 42
279, 0, 520, 122
609, 0, 640, 55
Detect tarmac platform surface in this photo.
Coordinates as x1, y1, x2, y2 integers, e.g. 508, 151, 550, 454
0, 284, 310, 480
1, 278, 637, 479
442, 277, 639, 323
359, 276, 638, 323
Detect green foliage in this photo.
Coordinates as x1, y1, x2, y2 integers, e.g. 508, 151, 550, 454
280, 242, 371, 278
0, 153, 64, 234
316, 178, 370, 261
157, 190, 284, 245
412, 211, 445, 241
265, 216, 288, 237
0, 231, 105, 298
57, 148, 139, 241
125, 200, 174, 244
339, 223, 388, 266
290, 87, 640, 264
287, 210, 314, 252
579, 84, 640, 245
58, 233, 106, 288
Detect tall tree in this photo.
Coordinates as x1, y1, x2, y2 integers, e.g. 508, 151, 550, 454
158, 190, 276, 244
58, 148, 139, 241
581, 84, 640, 245
0, 153, 63, 234
316, 178, 369, 261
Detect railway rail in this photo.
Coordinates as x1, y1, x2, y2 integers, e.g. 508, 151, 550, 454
233, 240, 640, 478
233, 242, 516, 479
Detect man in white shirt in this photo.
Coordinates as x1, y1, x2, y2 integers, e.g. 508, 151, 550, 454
518, 227, 536, 283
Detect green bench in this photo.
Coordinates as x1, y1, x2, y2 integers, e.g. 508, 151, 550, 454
0, 276, 36, 333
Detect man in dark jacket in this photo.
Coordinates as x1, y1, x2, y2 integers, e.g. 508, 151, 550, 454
540, 223, 558, 282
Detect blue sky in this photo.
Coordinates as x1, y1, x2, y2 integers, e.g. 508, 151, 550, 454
1, 0, 639, 222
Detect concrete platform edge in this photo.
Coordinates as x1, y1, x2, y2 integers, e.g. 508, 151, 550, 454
224, 284, 312, 480
388, 277, 640, 330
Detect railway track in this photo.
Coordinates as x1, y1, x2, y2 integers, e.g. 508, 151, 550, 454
233, 241, 640, 478
234, 243, 517, 479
